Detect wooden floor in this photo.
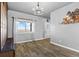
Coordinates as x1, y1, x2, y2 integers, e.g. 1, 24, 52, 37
0, 50, 15, 57
15, 39, 79, 57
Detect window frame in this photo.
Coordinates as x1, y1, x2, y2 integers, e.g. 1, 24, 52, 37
15, 19, 33, 33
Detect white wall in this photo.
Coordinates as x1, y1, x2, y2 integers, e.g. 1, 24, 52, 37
8, 10, 47, 43
50, 2, 79, 50
44, 21, 51, 38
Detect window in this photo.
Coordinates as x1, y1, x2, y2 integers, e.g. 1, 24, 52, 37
16, 20, 32, 32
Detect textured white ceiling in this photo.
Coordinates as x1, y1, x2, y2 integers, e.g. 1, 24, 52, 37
8, 2, 72, 19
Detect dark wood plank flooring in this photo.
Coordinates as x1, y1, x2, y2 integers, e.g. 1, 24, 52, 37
0, 50, 15, 57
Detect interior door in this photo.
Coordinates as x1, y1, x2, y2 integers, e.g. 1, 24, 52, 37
1, 2, 8, 50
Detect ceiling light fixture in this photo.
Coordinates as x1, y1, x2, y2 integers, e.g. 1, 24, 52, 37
32, 2, 44, 15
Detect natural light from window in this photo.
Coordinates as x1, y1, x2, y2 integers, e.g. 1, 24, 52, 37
16, 20, 32, 32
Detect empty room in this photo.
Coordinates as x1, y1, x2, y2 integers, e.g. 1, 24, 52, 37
0, 2, 79, 57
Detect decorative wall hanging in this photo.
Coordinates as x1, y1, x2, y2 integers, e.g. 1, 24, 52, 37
62, 8, 79, 24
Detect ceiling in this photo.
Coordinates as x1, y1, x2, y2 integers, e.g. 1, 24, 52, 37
8, 2, 72, 19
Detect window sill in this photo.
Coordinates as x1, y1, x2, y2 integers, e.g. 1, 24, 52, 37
16, 32, 34, 34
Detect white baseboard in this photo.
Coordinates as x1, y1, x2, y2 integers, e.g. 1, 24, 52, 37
15, 40, 34, 44
15, 38, 47, 44
50, 41, 79, 53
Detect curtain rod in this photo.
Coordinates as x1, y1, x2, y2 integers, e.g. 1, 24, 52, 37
11, 17, 37, 21
11, 17, 30, 20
